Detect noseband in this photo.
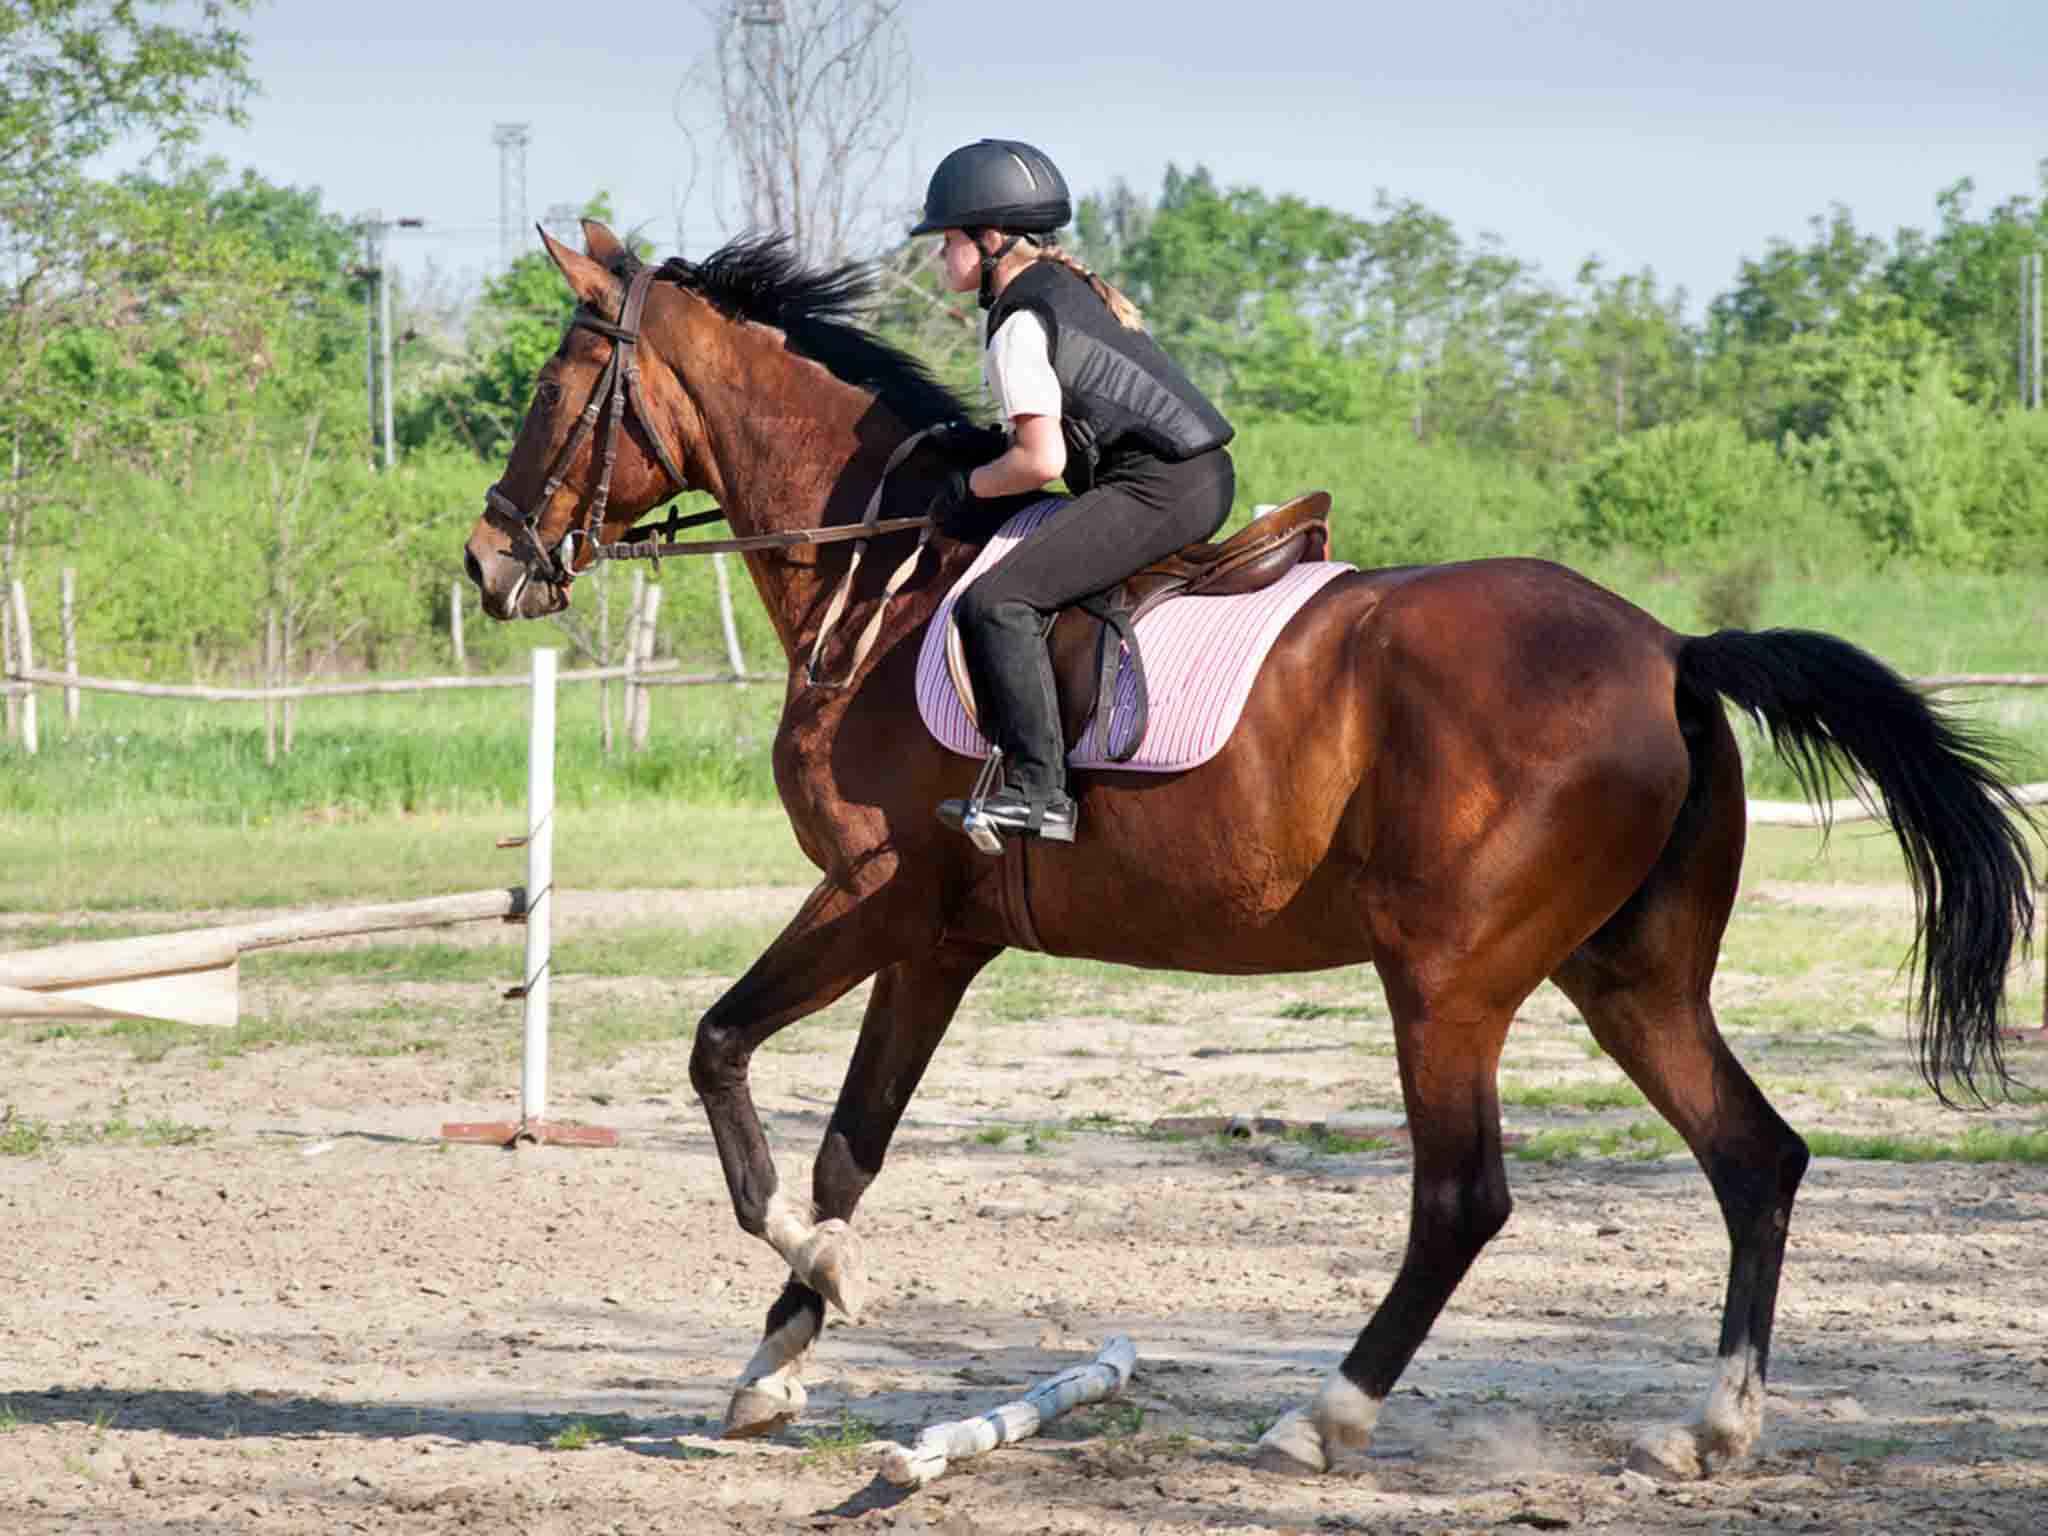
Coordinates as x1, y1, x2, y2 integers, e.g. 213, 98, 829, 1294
482, 266, 690, 588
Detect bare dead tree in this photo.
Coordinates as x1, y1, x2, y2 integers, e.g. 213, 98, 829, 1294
678, 0, 913, 267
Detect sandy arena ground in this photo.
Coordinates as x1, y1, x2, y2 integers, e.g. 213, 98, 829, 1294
3, 883, 2046, 1534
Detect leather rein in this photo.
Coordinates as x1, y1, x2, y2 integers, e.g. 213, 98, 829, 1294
479, 264, 945, 688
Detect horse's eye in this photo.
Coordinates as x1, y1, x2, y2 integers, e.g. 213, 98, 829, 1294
534, 382, 562, 409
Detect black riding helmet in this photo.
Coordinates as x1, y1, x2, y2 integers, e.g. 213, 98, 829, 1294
910, 139, 1072, 308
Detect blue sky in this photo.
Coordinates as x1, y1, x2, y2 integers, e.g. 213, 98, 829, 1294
181, 0, 2046, 313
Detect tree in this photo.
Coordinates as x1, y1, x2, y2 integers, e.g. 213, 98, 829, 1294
679, 0, 912, 266
1, 0, 258, 583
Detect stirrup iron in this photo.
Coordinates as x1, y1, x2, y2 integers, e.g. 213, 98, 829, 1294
959, 749, 1006, 856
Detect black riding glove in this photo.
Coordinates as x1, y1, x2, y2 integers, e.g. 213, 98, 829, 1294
945, 422, 1010, 465
927, 469, 984, 539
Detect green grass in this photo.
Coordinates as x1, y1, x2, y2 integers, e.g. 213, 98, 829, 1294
1497, 1078, 1647, 1112
796, 1414, 879, 1464
0, 1111, 212, 1156
0, 802, 813, 912
542, 1414, 634, 1451
1803, 1129, 2048, 1165
1512, 1120, 1687, 1163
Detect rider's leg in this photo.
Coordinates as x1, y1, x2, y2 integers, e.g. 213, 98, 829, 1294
947, 449, 1234, 839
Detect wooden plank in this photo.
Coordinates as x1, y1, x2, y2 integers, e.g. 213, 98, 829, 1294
0, 931, 239, 991
0, 889, 522, 991
13, 659, 748, 700
1747, 781, 2048, 827
0, 964, 238, 1029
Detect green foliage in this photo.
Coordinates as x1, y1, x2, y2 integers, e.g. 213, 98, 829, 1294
1231, 419, 1572, 566
1782, 365, 2048, 567
1572, 416, 1792, 556
400, 193, 642, 459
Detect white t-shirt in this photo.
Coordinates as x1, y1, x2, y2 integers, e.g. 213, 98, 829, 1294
982, 310, 1063, 424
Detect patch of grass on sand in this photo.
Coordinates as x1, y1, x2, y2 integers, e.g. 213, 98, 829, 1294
1497, 1077, 1647, 1111
1805, 1129, 2048, 1165
797, 1414, 880, 1464
0, 1110, 210, 1155
1512, 1120, 1686, 1162
543, 1414, 634, 1451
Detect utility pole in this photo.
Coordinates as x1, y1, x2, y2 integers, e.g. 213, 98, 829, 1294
493, 123, 532, 272
364, 210, 381, 451
357, 212, 427, 469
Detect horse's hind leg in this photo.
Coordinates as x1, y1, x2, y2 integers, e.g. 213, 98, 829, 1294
723, 940, 998, 1438
1551, 744, 1808, 1477
1257, 978, 1518, 1476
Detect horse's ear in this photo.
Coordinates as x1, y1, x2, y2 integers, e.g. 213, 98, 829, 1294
580, 219, 629, 268
537, 225, 621, 314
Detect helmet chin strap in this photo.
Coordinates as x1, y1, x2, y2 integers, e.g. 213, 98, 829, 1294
973, 230, 1030, 309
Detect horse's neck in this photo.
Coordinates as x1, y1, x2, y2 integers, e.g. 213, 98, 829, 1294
699, 381, 965, 670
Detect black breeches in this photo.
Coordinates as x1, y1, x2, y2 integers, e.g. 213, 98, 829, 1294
954, 448, 1235, 794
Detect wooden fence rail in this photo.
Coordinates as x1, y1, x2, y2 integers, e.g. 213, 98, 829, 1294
7, 663, 776, 703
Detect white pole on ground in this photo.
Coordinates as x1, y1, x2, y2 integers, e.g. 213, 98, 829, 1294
870, 1336, 1138, 1487
521, 647, 556, 1128
8, 579, 35, 756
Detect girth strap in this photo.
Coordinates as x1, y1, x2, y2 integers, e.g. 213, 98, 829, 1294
1074, 595, 1148, 764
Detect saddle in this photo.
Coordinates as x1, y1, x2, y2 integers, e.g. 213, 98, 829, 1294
945, 490, 1332, 761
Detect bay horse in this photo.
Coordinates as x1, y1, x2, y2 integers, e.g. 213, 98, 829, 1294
462, 222, 2035, 1478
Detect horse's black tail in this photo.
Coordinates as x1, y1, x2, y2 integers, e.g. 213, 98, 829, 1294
1679, 628, 2038, 1104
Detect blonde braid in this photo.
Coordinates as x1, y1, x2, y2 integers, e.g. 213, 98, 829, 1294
1035, 242, 1145, 331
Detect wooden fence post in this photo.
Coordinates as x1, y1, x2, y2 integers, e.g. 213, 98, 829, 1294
60, 568, 78, 727
7, 579, 36, 756
713, 552, 748, 684
281, 612, 296, 755
450, 578, 467, 674
618, 572, 646, 758
632, 583, 663, 753
264, 609, 279, 766
2, 587, 16, 743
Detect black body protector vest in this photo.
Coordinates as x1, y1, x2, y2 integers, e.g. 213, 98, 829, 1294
984, 262, 1233, 494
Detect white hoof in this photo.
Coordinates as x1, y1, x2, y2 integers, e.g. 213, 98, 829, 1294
794, 1218, 868, 1321
1254, 1407, 1328, 1475
1254, 1377, 1380, 1478
724, 1372, 807, 1439
1699, 1347, 1765, 1472
1626, 1422, 1703, 1482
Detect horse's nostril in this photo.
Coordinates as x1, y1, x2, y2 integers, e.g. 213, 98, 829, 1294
463, 548, 483, 587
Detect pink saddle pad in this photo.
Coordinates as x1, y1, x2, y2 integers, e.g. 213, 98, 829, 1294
914, 499, 1355, 773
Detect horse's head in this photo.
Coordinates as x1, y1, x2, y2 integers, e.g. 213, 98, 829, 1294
463, 221, 703, 620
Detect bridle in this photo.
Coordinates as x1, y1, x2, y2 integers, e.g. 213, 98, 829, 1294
477, 262, 955, 687
481, 266, 691, 590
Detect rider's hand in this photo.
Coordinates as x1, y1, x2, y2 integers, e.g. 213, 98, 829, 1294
943, 421, 1010, 466
927, 469, 982, 538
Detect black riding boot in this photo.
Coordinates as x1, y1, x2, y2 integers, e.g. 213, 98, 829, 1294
938, 600, 1078, 846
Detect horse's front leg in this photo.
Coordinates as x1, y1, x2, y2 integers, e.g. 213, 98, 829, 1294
724, 940, 999, 1437
691, 877, 919, 1299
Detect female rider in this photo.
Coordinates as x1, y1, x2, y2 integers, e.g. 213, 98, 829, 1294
916, 139, 1236, 846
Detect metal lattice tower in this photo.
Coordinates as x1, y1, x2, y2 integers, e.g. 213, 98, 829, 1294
492, 123, 532, 271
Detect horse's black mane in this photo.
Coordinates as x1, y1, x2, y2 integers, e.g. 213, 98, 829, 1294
629, 236, 971, 431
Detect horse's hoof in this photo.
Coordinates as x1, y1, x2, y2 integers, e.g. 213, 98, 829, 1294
723, 1374, 807, 1439
797, 1219, 868, 1321
1253, 1408, 1328, 1476
1626, 1423, 1704, 1482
